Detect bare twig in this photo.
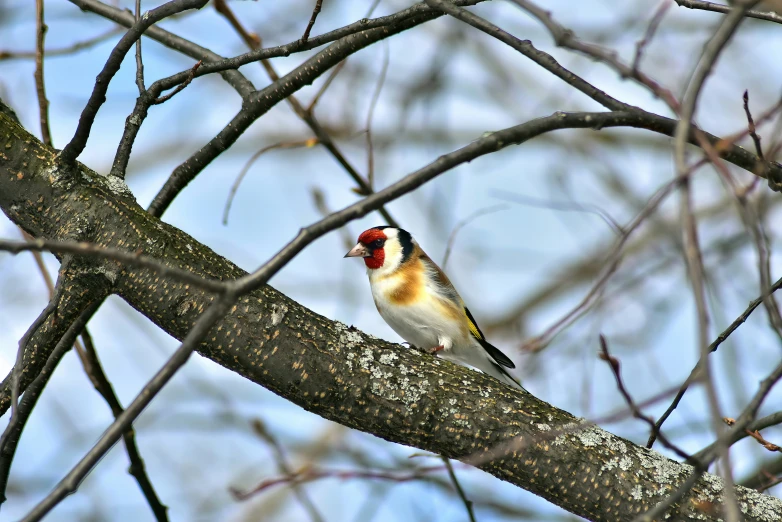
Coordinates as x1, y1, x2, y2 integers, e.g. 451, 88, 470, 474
598, 335, 690, 460
632, 0, 671, 73
59, 0, 208, 165
223, 138, 318, 225
672, 5, 758, 519
426, 0, 631, 112
693, 359, 782, 463
757, 473, 782, 492
523, 169, 692, 352
110, 59, 202, 179
212, 0, 399, 226
34, 0, 52, 147
8, 300, 58, 432
301, 0, 324, 43
441, 205, 509, 271
134, 0, 145, 94
0, 302, 102, 505
441, 456, 477, 522
80, 328, 169, 520
742, 428, 781, 453
15, 232, 165, 516
71, 0, 254, 96
365, 41, 390, 192
307, 60, 348, 112
231, 465, 447, 500
0, 238, 226, 292
743, 90, 765, 162
0, 27, 123, 61
506, 0, 680, 110
675, 0, 782, 24
151, 60, 201, 105
491, 190, 622, 235
648, 275, 782, 447
21, 296, 233, 522
251, 419, 325, 522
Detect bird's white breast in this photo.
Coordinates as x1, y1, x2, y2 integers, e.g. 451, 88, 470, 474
369, 270, 465, 351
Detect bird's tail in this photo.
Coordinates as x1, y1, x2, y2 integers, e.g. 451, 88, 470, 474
485, 362, 527, 392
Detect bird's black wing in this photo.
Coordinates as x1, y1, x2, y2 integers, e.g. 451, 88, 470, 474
463, 306, 515, 369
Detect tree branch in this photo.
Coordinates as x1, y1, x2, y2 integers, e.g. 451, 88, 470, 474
676, 0, 782, 24
1, 98, 780, 522
58, 0, 208, 165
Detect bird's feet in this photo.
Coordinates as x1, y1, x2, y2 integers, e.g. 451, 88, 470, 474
429, 345, 444, 354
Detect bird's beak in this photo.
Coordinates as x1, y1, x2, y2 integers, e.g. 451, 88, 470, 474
344, 243, 370, 258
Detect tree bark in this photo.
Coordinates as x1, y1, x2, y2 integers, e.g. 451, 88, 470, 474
1, 106, 780, 521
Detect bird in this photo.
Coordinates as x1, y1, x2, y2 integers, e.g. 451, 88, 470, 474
344, 226, 523, 390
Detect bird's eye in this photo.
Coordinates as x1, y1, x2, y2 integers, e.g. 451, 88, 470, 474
370, 239, 385, 249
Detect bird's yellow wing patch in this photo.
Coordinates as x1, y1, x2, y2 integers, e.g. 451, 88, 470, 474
463, 306, 485, 341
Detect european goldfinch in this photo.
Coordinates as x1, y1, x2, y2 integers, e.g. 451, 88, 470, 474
345, 226, 523, 390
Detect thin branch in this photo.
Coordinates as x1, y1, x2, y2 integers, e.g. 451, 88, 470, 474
223, 138, 318, 225
21, 296, 233, 522
251, 419, 325, 522
226, 109, 782, 298
506, 0, 679, 110
672, 5, 757, 519
0, 238, 226, 292
701, 93, 782, 348
0, 302, 101, 505
693, 359, 782, 463
77, 0, 437, 104
7, 300, 58, 434
134, 0, 145, 94
365, 41, 389, 192
425, 0, 631, 111
491, 190, 622, 235
676, 0, 782, 24
0, 27, 123, 61
743, 90, 765, 162
441, 456, 477, 522
14, 232, 168, 522
715, 413, 782, 460
742, 428, 781, 453
632, 0, 671, 73
151, 60, 201, 104
110, 59, 202, 179
20, 229, 56, 292
212, 0, 398, 226
101, 0, 439, 181
648, 275, 782, 447
59, 0, 208, 165
757, 473, 782, 492
79, 328, 169, 520
71, 0, 254, 97
441, 205, 508, 271
598, 335, 690, 460
34, 0, 52, 147
306, 60, 348, 112
740, 89, 767, 195
523, 169, 692, 352
232, 465, 448, 500
301, 0, 324, 43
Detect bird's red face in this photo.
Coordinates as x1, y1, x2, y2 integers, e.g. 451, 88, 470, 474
344, 228, 387, 269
